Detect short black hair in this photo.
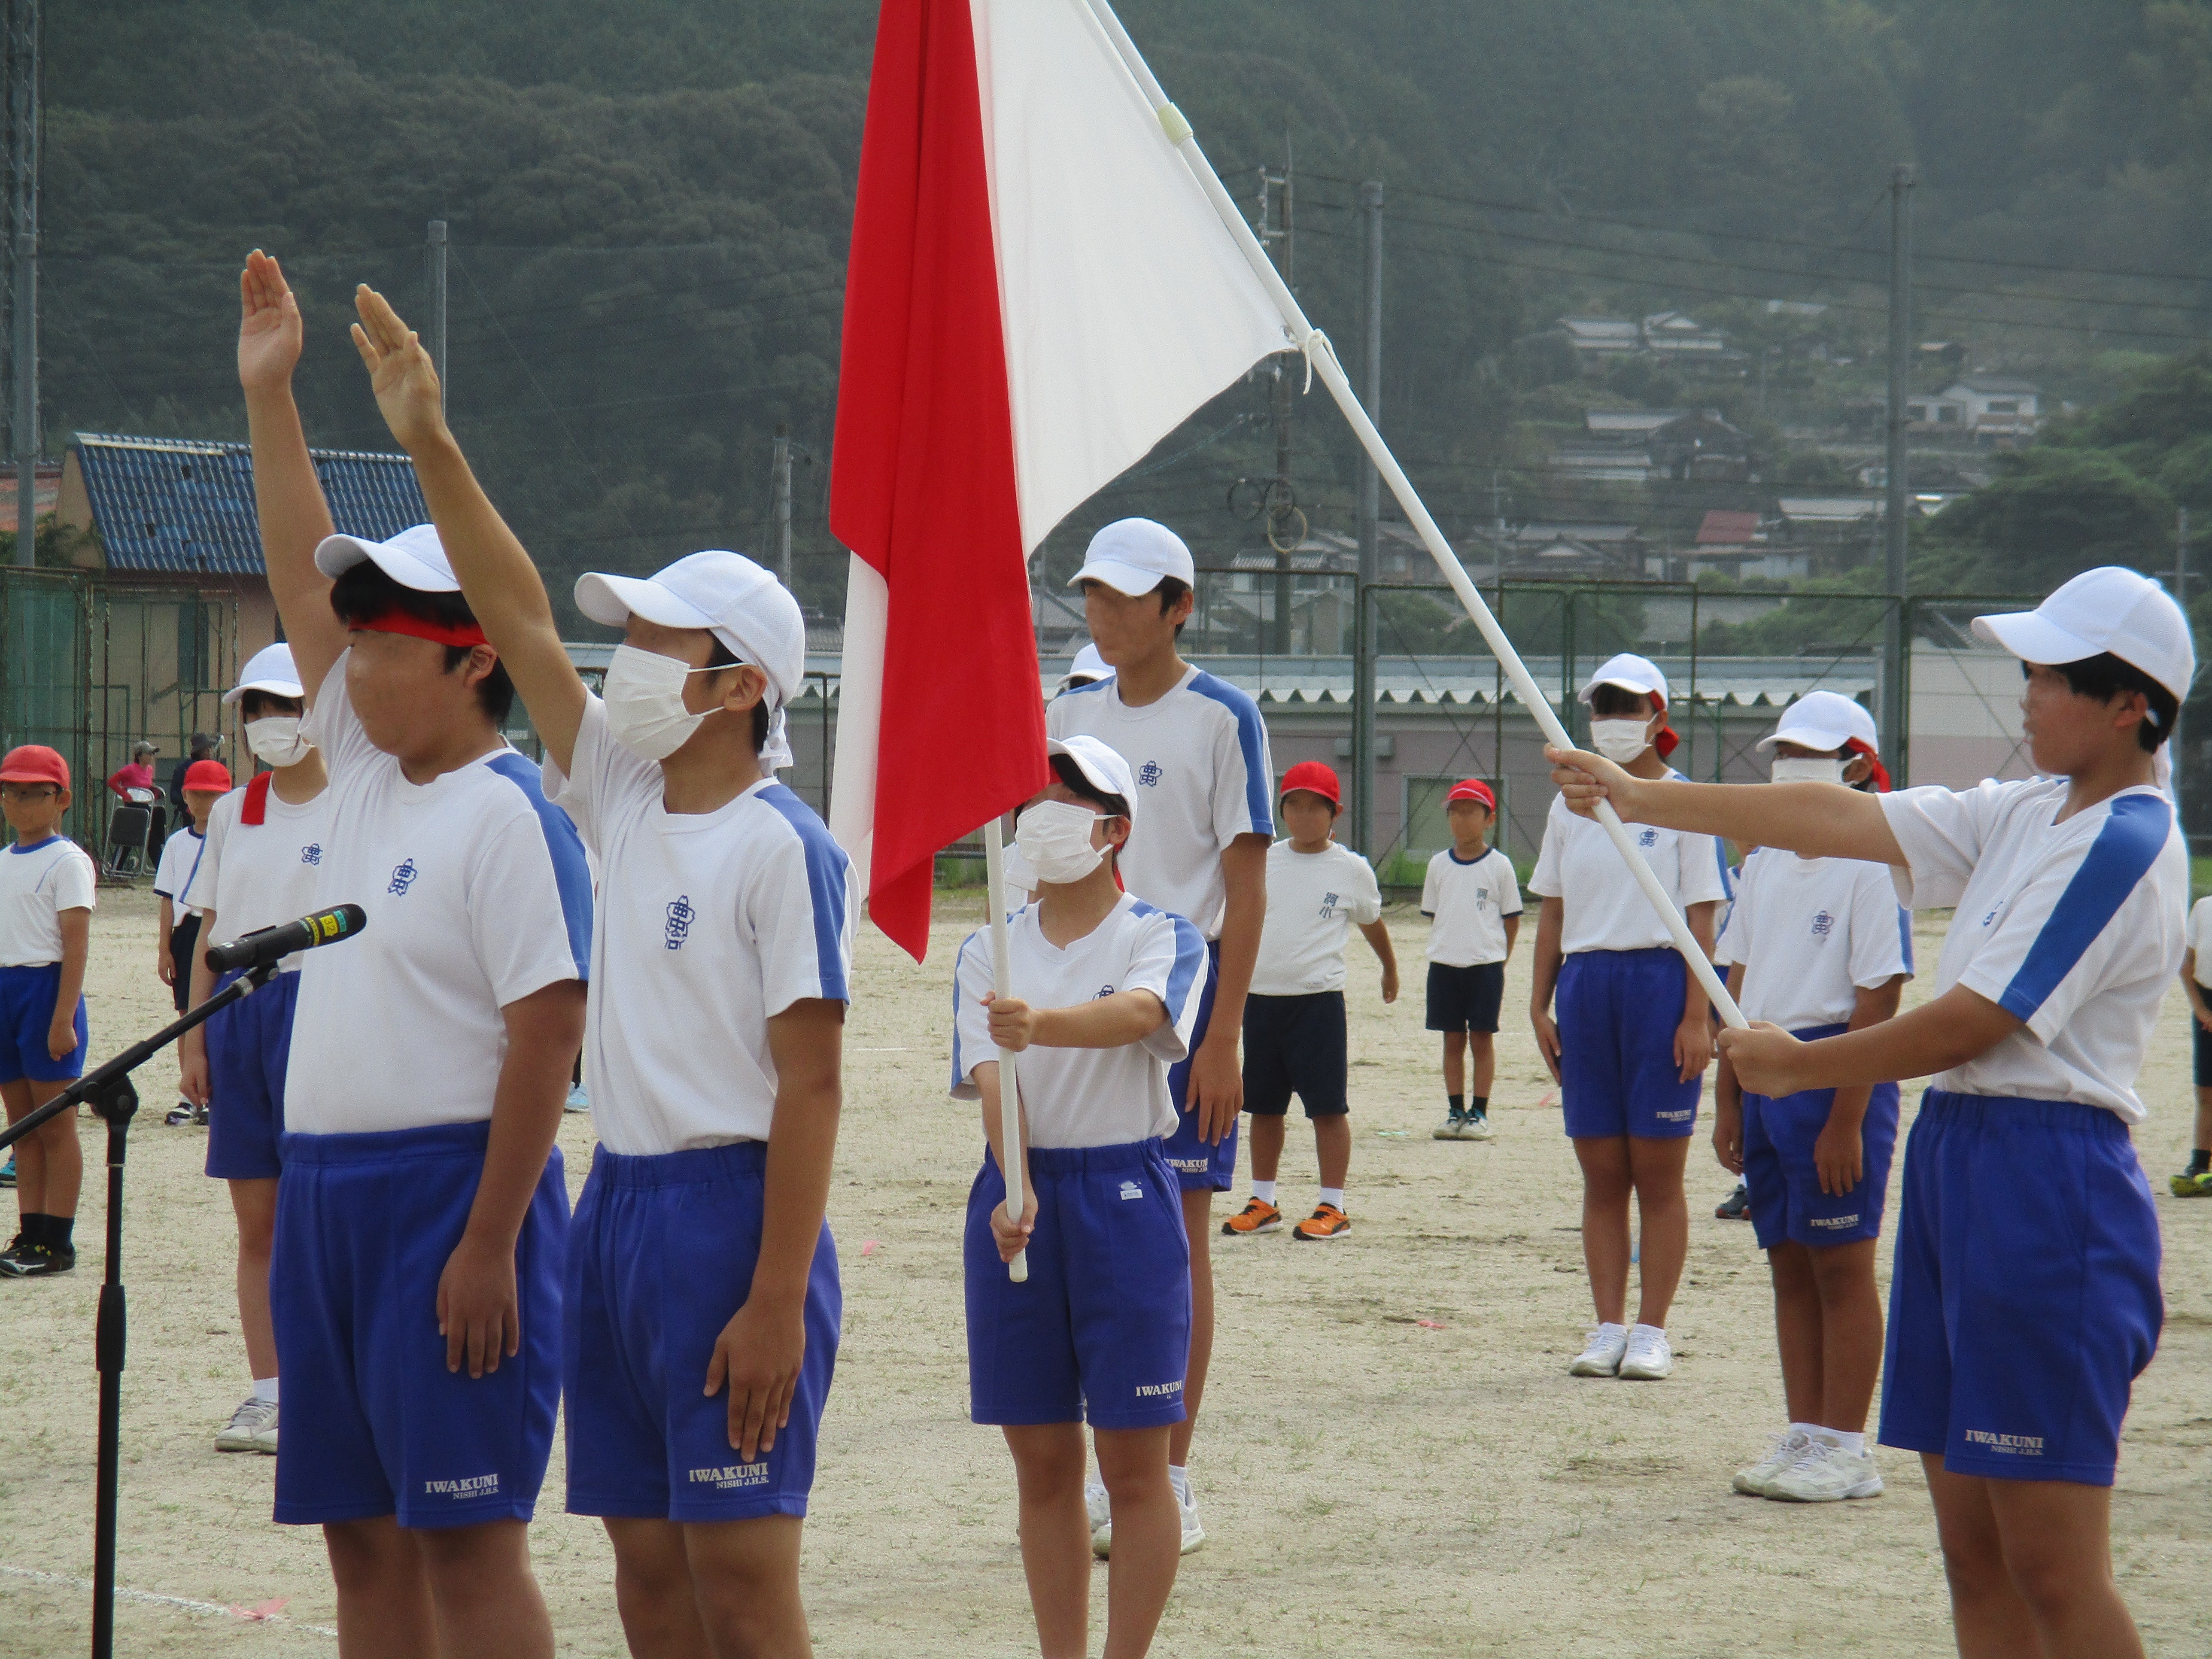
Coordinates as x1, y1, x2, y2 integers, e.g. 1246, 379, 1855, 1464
330, 560, 516, 725
704, 638, 772, 755
1048, 753, 1130, 820
1589, 683, 1656, 718
1157, 575, 1191, 638
239, 689, 305, 722
2043, 653, 2178, 752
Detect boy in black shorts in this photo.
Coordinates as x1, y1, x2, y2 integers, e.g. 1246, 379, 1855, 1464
1423, 780, 1521, 1140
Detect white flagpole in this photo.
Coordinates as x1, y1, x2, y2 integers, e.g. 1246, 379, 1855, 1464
1076, 0, 1745, 1030
981, 816, 1032, 1282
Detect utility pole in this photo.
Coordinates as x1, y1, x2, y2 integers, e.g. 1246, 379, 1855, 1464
1352, 179, 1383, 857
1257, 138, 1296, 656
424, 220, 448, 407
772, 423, 793, 588
2176, 504, 2191, 805
8, 0, 38, 568
1878, 164, 1914, 782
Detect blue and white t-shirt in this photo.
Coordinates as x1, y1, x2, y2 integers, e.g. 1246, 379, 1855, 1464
1045, 667, 1273, 939
193, 782, 331, 973
0, 836, 96, 966
951, 893, 1208, 1147
1529, 773, 1732, 955
153, 823, 211, 912
1881, 777, 2185, 1123
284, 653, 593, 1136
546, 693, 854, 1155
1714, 847, 1911, 1032
1421, 845, 1522, 967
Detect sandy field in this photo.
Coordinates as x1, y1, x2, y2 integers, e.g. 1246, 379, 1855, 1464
0, 881, 2205, 1656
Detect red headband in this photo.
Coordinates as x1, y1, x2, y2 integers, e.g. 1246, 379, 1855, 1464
351, 606, 489, 650
1649, 695, 1680, 759
1844, 738, 1891, 792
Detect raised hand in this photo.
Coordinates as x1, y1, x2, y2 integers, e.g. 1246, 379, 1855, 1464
349, 284, 448, 453
238, 249, 304, 393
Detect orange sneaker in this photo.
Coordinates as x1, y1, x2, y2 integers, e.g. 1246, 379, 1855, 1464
1291, 1203, 1350, 1242
1220, 1197, 1282, 1236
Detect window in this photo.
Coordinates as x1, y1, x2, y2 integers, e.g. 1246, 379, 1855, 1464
1986, 400, 2017, 415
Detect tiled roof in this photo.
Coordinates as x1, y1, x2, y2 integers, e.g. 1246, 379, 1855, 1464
72, 433, 426, 575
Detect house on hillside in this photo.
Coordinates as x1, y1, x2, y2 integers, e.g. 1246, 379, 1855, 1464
1668, 508, 1808, 582
1558, 316, 1644, 364
1905, 376, 2040, 440
1504, 521, 1644, 579
1648, 411, 1751, 481
1641, 311, 1731, 362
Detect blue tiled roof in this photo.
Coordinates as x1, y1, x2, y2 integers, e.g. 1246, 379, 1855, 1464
71, 432, 428, 575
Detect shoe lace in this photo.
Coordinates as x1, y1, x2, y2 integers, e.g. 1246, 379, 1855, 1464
1784, 1437, 1835, 1473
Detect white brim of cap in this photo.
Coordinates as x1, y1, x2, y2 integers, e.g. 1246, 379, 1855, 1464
314, 533, 461, 592
222, 677, 306, 706
575, 571, 716, 633
1756, 723, 1857, 754
1045, 738, 1126, 802
1066, 558, 1165, 597
1577, 675, 1663, 705
1971, 609, 2099, 668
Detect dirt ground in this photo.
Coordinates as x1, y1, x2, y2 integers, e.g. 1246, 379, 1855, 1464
0, 881, 2204, 1656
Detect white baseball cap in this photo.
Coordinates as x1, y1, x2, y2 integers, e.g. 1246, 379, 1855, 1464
1756, 689, 1879, 755
1067, 518, 1194, 597
1972, 566, 2196, 704
314, 523, 461, 592
225, 642, 305, 705
1057, 642, 1109, 691
1577, 652, 1670, 707
575, 550, 805, 712
1046, 735, 1137, 817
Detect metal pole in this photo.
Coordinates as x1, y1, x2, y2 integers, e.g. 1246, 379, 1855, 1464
10, 0, 38, 569
424, 220, 447, 408
2176, 505, 2190, 808
1352, 179, 1382, 857
1879, 164, 1914, 783
772, 423, 793, 588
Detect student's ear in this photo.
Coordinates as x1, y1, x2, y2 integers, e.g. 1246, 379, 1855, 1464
715, 664, 769, 716
456, 642, 499, 691
55, 787, 70, 813
1103, 814, 1131, 851
1842, 753, 1872, 785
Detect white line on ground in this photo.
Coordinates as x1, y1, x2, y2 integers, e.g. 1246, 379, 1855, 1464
0, 1564, 337, 1638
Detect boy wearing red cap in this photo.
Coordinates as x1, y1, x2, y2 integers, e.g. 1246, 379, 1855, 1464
1422, 779, 1522, 1141
0, 745, 95, 1278
1223, 762, 1394, 1241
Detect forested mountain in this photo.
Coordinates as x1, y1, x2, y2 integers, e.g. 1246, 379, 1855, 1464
33, 1, 2212, 620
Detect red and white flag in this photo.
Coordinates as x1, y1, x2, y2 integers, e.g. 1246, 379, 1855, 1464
828, 0, 1292, 960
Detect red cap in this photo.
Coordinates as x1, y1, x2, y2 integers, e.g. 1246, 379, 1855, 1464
1446, 778, 1496, 811
0, 745, 69, 789
1279, 760, 1343, 809
182, 759, 233, 793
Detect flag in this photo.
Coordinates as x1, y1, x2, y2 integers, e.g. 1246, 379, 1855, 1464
829, 0, 1292, 960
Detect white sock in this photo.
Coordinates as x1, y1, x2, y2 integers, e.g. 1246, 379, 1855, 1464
1319, 1187, 1345, 1210
252, 1376, 279, 1405
1819, 1428, 1866, 1454
1250, 1179, 1277, 1205
1788, 1420, 1822, 1442
1167, 1464, 1191, 1503
1629, 1322, 1665, 1340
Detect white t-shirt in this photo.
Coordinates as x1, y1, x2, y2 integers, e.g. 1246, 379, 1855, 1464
1882, 777, 2185, 1124
1528, 778, 1732, 954
950, 894, 1208, 1148
153, 823, 212, 912
1714, 848, 1911, 1032
194, 781, 333, 974
2186, 895, 2212, 985
1045, 667, 1274, 939
283, 653, 594, 1136
1421, 845, 1522, 967
544, 694, 856, 1155
1251, 840, 1382, 997
0, 836, 96, 966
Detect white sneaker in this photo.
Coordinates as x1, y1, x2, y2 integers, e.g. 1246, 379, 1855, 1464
1176, 1480, 1206, 1555
216, 1396, 279, 1455
1087, 1479, 1111, 1558
1459, 1112, 1495, 1141
1617, 1324, 1673, 1380
1568, 1322, 1629, 1376
1732, 1428, 1811, 1496
1766, 1437, 1883, 1503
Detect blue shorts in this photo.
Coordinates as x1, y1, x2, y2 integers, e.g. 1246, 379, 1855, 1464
565, 1140, 841, 1522
1164, 939, 1236, 1191
271, 1121, 568, 1529
966, 1140, 1191, 1430
0, 962, 85, 1084
1742, 1023, 1900, 1249
1878, 1090, 2162, 1487
204, 969, 299, 1182
1556, 947, 1699, 1140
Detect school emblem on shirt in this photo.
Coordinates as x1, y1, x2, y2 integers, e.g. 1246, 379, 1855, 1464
1475, 890, 1491, 910
388, 858, 419, 896
665, 895, 696, 951
1811, 910, 1834, 938
1119, 1180, 1143, 1200
1638, 828, 1659, 848
1319, 891, 1340, 919
1138, 760, 1163, 787
301, 842, 322, 866
1094, 984, 1117, 999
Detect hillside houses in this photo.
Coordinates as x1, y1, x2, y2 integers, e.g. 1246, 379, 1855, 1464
1556, 311, 1740, 372
1555, 408, 1753, 483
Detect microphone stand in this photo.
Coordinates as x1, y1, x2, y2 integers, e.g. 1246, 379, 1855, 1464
0, 960, 280, 1659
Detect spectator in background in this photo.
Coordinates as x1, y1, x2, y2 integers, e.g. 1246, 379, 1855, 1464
168, 733, 224, 820
107, 740, 159, 801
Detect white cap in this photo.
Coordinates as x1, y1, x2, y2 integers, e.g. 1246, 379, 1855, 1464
1067, 518, 1194, 597
1756, 689, 1879, 755
1577, 651, 1670, 708
1046, 735, 1136, 817
314, 523, 461, 592
224, 642, 305, 706
1057, 642, 1109, 690
1972, 566, 2196, 704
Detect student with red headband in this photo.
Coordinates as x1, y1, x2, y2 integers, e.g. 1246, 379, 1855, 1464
1529, 653, 1731, 1382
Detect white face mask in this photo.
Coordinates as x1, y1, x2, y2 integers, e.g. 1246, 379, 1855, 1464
1588, 718, 1654, 763
603, 643, 716, 762
245, 716, 312, 768
1770, 756, 1846, 785
1014, 799, 1108, 885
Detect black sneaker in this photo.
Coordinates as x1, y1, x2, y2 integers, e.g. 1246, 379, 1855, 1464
0, 1239, 73, 1277
1716, 1181, 1752, 1220
0, 1230, 24, 1268
165, 1103, 194, 1127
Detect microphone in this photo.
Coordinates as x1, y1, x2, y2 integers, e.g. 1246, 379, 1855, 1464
205, 904, 368, 974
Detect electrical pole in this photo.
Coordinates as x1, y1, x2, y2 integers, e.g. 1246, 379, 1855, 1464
1257, 139, 1296, 656
1879, 164, 1914, 782
9, 0, 38, 569
772, 423, 793, 588
1352, 179, 1383, 857
424, 220, 448, 408
2176, 504, 2191, 808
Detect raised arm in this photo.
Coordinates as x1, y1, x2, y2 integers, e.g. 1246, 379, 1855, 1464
1548, 746, 1906, 869
239, 251, 344, 701
350, 286, 588, 774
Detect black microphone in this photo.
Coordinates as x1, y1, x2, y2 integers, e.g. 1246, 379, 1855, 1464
205, 904, 369, 974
